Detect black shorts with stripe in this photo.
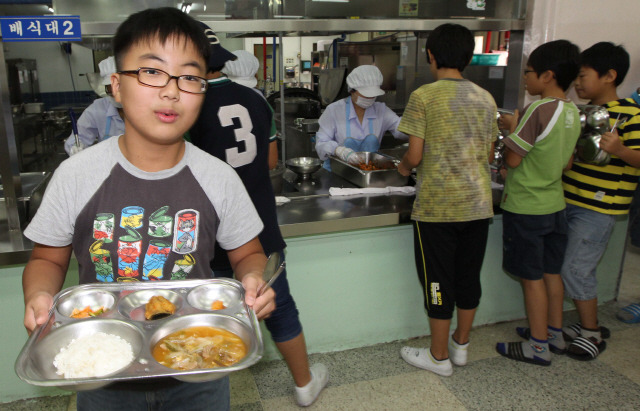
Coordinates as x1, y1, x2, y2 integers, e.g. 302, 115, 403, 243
412, 218, 490, 320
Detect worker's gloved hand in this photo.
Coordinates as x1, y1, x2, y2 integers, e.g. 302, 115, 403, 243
335, 146, 360, 165
69, 143, 85, 156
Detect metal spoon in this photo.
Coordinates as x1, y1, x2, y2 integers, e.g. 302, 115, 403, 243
257, 252, 286, 297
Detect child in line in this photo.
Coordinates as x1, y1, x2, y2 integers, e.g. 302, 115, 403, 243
189, 31, 328, 406
561, 42, 640, 358
21, 8, 275, 410
496, 39, 581, 366
397, 23, 498, 377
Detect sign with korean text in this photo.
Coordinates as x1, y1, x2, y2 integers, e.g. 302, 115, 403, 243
0, 16, 81, 41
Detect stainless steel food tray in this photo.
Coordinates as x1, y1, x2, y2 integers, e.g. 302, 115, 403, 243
329, 152, 409, 188
15, 279, 263, 391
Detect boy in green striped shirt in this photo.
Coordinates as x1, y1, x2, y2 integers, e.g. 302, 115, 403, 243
496, 40, 581, 366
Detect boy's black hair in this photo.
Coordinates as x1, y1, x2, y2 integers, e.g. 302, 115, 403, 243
426, 23, 474, 72
580, 42, 629, 86
113, 7, 210, 71
527, 40, 580, 91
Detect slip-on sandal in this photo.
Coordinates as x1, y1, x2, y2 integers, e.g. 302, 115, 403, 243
566, 336, 606, 361
496, 342, 551, 366
562, 323, 611, 341
616, 303, 640, 324
515, 327, 566, 355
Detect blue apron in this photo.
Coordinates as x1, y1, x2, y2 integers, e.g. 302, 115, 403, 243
102, 116, 112, 141
323, 97, 380, 171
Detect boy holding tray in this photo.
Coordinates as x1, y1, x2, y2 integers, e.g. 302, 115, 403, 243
21, 7, 274, 410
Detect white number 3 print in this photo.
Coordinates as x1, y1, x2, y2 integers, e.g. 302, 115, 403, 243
217, 104, 257, 168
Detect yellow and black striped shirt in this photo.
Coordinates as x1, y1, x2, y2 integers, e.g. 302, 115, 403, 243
563, 98, 640, 215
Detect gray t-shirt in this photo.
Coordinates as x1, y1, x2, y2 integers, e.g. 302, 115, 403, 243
24, 136, 263, 284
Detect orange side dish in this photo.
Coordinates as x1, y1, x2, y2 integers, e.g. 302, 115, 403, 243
357, 161, 394, 171
211, 300, 226, 310
70, 306, 106, 318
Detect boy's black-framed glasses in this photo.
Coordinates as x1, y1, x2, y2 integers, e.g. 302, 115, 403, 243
117, 67, 208, 94
523, 69, 536, 75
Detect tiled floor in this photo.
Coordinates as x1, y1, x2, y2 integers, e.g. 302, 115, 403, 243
4, 247, 640, 411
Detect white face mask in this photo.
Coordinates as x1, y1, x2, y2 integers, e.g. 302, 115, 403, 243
355, 96, 375, 109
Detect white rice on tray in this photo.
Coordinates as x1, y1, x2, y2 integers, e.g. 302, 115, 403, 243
53, 332, 134, 378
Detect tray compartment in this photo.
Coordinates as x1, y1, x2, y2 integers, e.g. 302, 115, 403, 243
56, 289, 116, 318
27, 319, 145, 390
118, 289, 184, 321
187, 282, 243, 312
149, 313, 261, 382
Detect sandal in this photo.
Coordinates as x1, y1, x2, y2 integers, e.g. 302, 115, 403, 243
515, 327, 566, 354
566, 336, 606, 361
496, 342, 551, 366
616, 303, 640, 324
562, 323, 611, 341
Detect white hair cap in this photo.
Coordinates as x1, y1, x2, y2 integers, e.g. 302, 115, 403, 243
222, 50, 260, 88
346, 65, 384, 98
99, 56, 117, 86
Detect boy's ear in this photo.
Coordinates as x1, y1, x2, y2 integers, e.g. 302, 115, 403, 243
603, 69, 618, 85
540, 69, 555, 84
111, 73, 123, 105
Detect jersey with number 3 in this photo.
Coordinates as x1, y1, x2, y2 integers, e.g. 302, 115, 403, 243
189, 77, 285, 269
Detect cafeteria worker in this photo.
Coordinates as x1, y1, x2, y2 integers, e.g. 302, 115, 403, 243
63, 56, 125, 155
315, 65, 408, 170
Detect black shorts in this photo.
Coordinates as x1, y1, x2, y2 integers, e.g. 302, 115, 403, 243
412, 219, 490, 320
502, 210, 567, 280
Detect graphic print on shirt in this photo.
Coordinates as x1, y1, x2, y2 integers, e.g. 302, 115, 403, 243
89, 205, 200, 282
93, 213, 115, 243
120, 206, 145, 229
170, 253, 195, 280
90, 239, 114, 282
148, 205, 173, 238
117, 227, 143, 278
173, 209, 199, 254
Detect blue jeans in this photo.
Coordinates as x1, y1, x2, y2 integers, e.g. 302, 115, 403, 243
76, 377, 230, 411
214, 251, 302, 343
561, 204, 616, 301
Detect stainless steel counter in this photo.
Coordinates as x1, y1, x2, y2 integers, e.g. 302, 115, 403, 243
277, 168, 415, 237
